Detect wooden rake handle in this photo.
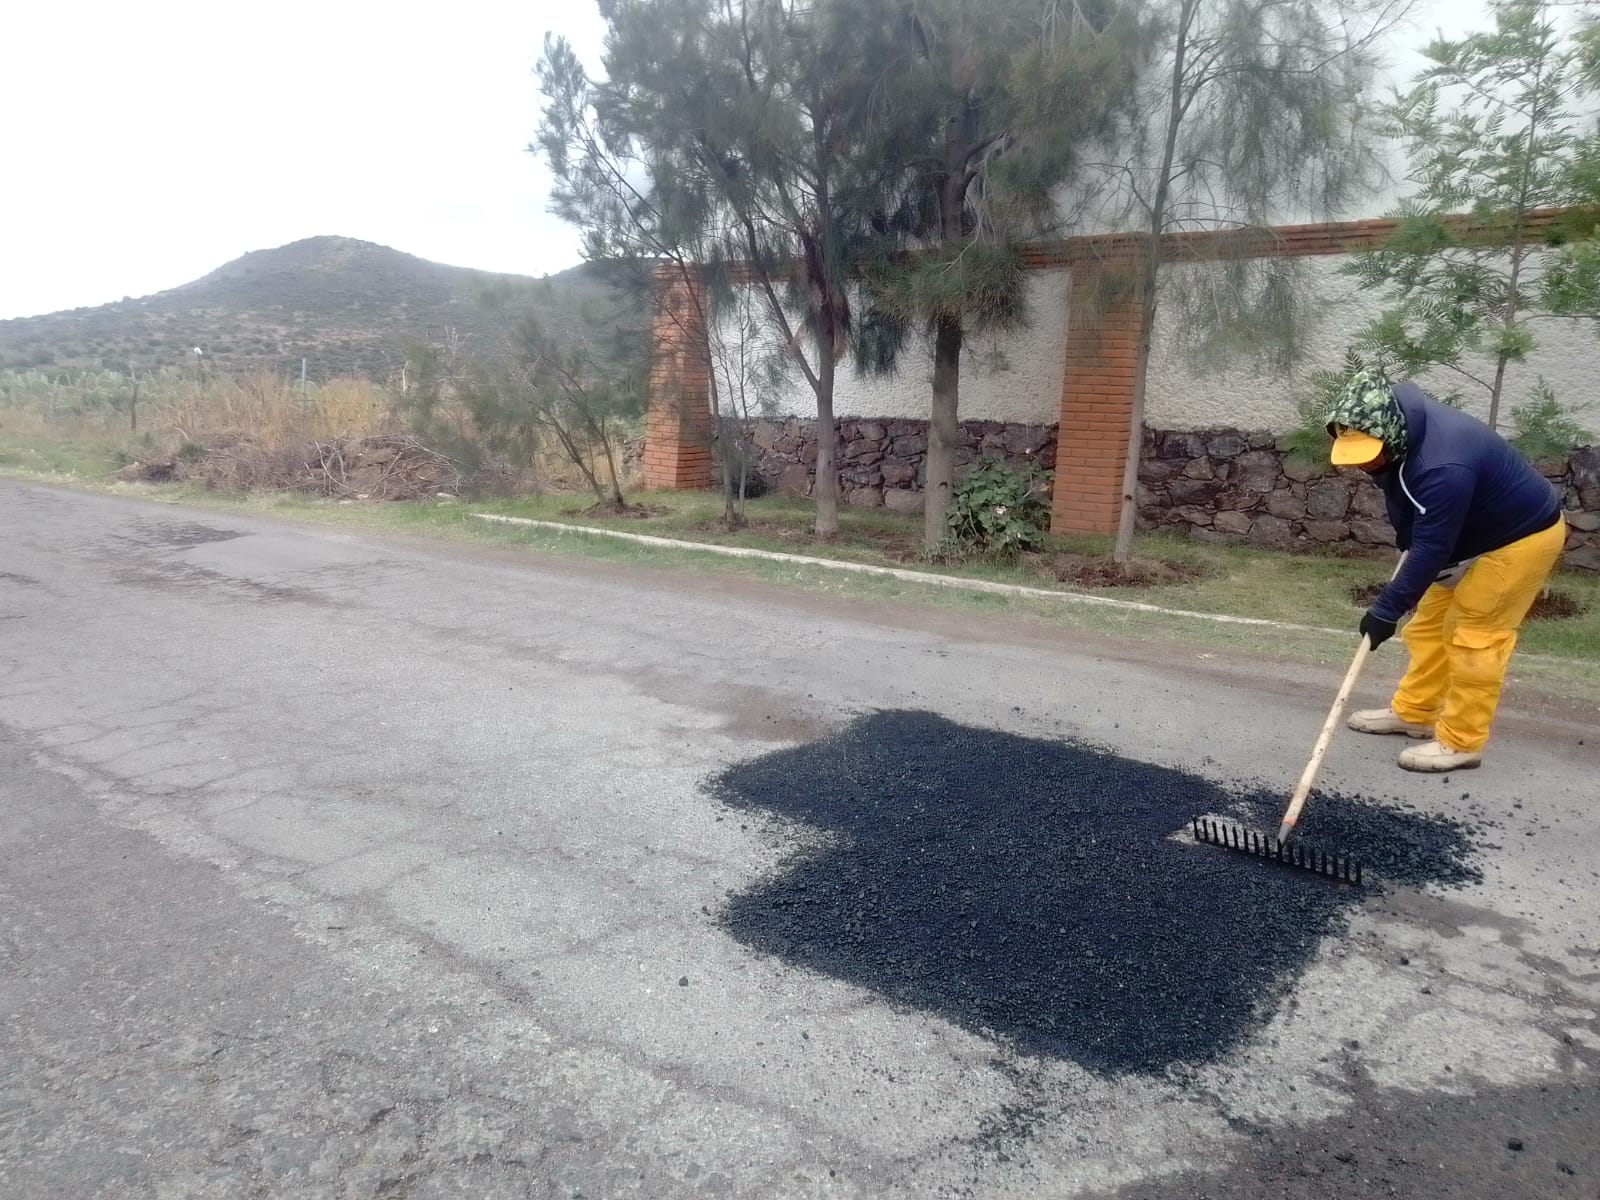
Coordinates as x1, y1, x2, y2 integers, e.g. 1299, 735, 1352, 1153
1275, 635, 1374, 844
1275, 552, 1407, 844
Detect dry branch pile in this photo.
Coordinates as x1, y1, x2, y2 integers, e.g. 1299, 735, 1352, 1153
117, 434, 469, 501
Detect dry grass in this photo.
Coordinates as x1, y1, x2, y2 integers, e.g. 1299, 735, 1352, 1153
0, 407, 57, 439
152, 373, 392, 445
0, 371, 393, 448
1, 368, 642, 500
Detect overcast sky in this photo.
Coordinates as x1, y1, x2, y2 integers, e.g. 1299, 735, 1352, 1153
1, 0, 1493, 321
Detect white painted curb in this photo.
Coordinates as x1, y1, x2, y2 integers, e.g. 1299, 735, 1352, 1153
470, 512, 1347, 635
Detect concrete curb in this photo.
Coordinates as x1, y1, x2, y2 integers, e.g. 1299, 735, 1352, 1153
470, 512, 1347, 635
468, 515, 1595, 673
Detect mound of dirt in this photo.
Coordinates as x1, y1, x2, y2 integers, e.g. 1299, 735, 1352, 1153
1348, 582, 1587, 621
1045, 553, 1209, 588
560, 499, 671, 519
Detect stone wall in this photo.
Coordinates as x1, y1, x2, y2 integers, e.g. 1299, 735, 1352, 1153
1138, 429, 1600, 572
737, 417, 1599, 571
651, 209, 1598, 534
743, 417, 1056, 515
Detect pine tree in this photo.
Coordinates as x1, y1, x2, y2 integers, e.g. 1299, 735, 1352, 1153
1104, 0, 1394, 563
852, 0, 1141, 550
1342, 0, 1597, 436
537, 0, 908, 536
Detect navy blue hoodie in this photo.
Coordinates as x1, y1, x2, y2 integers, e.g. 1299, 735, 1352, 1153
1369, 383, 1560, 624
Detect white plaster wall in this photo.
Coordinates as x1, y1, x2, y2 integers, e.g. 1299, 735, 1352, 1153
723, 268, 1071, 424
1144, 252, 1600, 432
732, 251, 1600, 434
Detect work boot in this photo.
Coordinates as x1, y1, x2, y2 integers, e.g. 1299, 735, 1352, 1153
1398, 739, 1482, 773
1348, 708, 1434, 739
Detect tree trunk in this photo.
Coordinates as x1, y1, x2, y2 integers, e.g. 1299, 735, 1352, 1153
718, 415, 741, 529
563, 431, 608, 505
925, 313, 963, 549
699, 320, 742, 527
924, 128, 971, 552
603, 434, 626, 507
814, 349, 839, 536
580, 407, 628, 508
574, 455, 608, 505
1490, 243, 1530, 434
1489, 58, 1545, 435
1112, 0, 1194, 564
1488, 353, 1510, 434
1112, 254, 1159, 564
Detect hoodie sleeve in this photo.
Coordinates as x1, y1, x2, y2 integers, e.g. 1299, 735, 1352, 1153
1369, 464, 1472, 623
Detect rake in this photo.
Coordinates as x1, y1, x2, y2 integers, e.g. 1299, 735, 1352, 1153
1190, 555, 1409, 885
1191, 630, 1376, 885
1191, 817, 1363, 884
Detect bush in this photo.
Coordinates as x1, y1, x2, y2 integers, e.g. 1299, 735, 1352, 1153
1285, 351, 1467, 467
944, 457, 1052, 559
713, 436, 768, 499
1283, 353, 1369, 466
1510, 379, 1593, 461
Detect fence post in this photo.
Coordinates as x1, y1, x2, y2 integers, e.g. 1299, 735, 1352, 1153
641, 263, 715, 490
1051, 245, 1145, 535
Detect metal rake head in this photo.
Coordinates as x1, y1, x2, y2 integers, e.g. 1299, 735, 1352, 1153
1192, 818, 1364, 885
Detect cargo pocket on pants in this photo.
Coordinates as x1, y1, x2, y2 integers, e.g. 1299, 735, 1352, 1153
1448, 625, 1513, 684
1442, 626, 1517, 751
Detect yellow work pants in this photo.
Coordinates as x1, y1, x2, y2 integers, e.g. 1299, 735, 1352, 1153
1390, 516, 1566, 753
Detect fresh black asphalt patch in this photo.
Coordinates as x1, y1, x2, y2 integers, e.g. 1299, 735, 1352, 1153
711, 710, 1483, 1078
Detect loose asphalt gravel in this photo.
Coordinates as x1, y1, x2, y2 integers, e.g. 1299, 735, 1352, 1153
713, 710, 1483, 1077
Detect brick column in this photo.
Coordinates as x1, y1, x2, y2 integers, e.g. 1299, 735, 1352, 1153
1051, 251, 1145, 535
641, 263, 715, 490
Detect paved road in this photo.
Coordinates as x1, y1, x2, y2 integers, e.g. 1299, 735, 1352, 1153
1, 480, 1595, 1199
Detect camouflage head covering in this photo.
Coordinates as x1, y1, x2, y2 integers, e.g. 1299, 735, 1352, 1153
1324, 368, 1408, 460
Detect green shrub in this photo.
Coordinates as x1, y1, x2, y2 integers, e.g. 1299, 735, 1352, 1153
1283, 350, 1464, 466
944, 457, 1052, 559
1510, 378, 1593, 461
1282, 353, 1365, 466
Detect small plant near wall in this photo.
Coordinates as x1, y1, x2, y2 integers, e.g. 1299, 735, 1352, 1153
1509, 380, 1594, 461
944, 457, 1053, 559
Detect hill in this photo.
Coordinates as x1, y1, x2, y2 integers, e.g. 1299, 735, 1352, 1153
0, 237, 630, 382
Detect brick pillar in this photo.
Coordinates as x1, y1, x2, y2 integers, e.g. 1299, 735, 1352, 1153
1051, 251, 1144, 535
641, 264, 715, 490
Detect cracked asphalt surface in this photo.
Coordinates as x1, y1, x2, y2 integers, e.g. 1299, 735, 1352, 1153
1, 480, 1596, 1199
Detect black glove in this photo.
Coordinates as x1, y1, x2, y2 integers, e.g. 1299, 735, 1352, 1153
1359, 611, 1398, 649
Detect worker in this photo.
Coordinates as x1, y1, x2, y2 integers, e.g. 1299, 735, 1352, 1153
1324, 368, 1566, 772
